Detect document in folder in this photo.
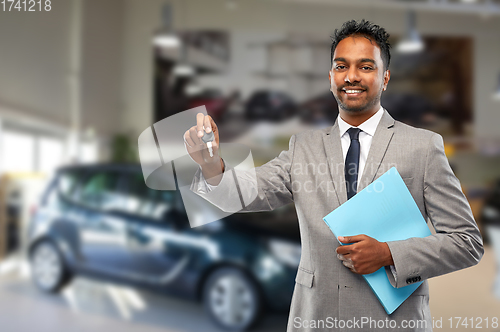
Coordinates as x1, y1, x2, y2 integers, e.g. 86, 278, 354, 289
323, 167, 431, 315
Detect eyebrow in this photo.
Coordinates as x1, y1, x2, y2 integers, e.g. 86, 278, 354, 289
333, 57, 376, 65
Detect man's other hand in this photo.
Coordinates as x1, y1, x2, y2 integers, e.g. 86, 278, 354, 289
335, 235, 394, 275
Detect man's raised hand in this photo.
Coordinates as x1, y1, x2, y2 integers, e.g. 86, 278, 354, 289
184, 113, 221, 167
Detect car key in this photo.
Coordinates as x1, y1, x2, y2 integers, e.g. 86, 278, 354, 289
201, 130, 215, 157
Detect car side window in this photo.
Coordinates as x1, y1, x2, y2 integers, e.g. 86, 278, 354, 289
79, 171, 124, 211
43, 170, 82, 208
124, 172, 174, 222
57, 170, 81, 199
159, 190, 189, 229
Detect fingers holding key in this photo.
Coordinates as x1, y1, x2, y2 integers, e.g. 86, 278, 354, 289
184, 113, 221, 166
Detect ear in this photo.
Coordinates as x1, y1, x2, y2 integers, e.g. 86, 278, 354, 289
328, 70, 332, 83
382, 69, 391, 91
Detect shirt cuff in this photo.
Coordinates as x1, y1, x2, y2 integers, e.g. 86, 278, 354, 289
205, 178, 217, 191
201, 159, 225, 192
390, 265, 398, 283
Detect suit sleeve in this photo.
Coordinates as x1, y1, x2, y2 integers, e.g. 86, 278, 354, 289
385, 133, 484, 288
190, 135, 296, 213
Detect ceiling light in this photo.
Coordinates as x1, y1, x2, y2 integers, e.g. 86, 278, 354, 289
153, 34, 181, 48
396, 10, 424, 54
186, 84, 203, 96
153, 3, 181, 49
173, 64, 195, 76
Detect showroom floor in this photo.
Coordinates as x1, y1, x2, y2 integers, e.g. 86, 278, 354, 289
0, 247, 499, 332
0, 258, 288, 332
428, 245, 500, 331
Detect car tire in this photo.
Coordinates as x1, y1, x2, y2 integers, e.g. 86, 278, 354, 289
203, 267, 262, 331
30, 240, 72, 293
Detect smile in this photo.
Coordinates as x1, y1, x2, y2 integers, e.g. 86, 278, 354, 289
342, 89, 365, 95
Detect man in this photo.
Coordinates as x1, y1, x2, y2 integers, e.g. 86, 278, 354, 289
184, 20, 483, 331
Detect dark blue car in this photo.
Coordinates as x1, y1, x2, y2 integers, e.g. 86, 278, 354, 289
28, 163, 301, 331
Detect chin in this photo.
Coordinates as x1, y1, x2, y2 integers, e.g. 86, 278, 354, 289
339, 103, 369, 113
338, 97, 380, 114
333, 95, 367, 113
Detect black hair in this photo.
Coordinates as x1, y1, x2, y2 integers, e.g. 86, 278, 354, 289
330, 19, 391, 70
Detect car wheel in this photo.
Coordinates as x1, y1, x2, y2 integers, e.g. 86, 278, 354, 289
203, 267, 262, 331
30, 241, 71, 293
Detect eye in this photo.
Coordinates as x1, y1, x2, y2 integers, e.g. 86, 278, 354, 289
361, 66, 373, 70
335, 65, 346, 70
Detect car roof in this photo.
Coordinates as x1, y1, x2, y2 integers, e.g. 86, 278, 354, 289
56, 163, 143, 174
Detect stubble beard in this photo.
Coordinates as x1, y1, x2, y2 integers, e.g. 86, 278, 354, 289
333, 85, 384, 114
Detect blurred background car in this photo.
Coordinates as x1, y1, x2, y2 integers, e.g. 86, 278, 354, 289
245, 90, 297, 121
188, 89, 230, 123
28, 164, 300, 331
380, 93, 435, 127
298, 91, 339, 126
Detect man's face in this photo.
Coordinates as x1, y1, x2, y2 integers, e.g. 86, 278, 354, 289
329, 35, 390, 113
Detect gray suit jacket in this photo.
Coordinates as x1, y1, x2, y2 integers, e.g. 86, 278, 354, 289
191, 109, 484, 331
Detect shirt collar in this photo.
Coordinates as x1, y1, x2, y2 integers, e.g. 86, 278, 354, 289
338, 106, 384, 138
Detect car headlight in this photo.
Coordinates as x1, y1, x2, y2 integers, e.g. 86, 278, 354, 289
268, 239, 301, 268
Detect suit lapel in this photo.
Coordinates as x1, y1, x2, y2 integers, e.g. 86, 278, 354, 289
322, 109, 396, 205
357, 109, 395, 191
323, 120, 347, 206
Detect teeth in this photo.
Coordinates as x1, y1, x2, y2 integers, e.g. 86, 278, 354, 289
345, 90, 364, 93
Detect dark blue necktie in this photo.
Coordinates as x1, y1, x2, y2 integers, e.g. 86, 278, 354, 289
345, 127, 361, 200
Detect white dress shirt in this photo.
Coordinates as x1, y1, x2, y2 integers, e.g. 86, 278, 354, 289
337, 106, 396, 278
338, 106, 384, 186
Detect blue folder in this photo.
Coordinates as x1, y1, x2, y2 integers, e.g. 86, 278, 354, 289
323, 167, 431, 315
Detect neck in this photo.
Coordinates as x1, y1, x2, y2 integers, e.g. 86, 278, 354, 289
339, 105, 380, 127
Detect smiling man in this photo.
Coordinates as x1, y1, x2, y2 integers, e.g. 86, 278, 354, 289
186, 20, 483, 331
328, 23, 395, 275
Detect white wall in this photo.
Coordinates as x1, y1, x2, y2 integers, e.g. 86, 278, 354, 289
0, 0, 73, 126
0, 0, 124, 138
119, 0, 162, 138
80, 0, 124, 136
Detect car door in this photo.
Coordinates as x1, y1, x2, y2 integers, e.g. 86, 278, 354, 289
76, 169, 133, 275
121, 171, 193, 286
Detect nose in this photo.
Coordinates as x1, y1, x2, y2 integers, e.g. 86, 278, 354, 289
344, 67, 360, 84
